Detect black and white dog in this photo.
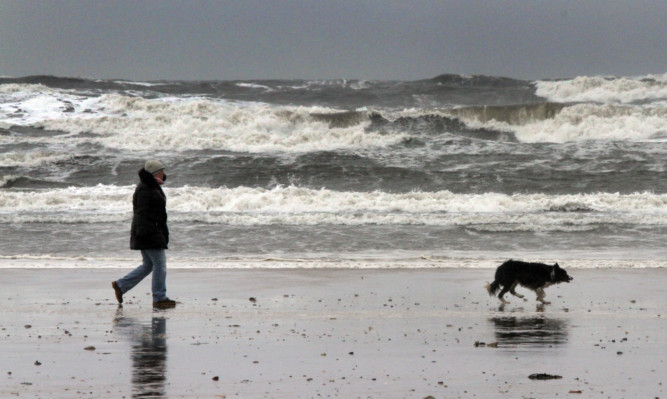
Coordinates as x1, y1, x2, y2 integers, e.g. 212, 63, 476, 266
486, 260, 573, 305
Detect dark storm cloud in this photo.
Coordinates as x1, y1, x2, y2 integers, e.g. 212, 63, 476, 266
1, 0, 665, 80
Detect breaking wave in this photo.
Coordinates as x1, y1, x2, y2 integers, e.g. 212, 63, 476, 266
2, 78, 666, 150
443, 103, 566, 125
535, 74, 667, 104
1, 90, 405, 152
2, 73, 665, 265
1, 185, 664, 230
447, 102, 667, 143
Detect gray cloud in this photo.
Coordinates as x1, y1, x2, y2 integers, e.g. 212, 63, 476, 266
1, 0, 665, 80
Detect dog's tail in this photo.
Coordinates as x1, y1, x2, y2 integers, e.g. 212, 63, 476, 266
485, 281, 500, 296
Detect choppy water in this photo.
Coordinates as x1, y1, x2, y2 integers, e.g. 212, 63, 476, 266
1, 74, 665, 267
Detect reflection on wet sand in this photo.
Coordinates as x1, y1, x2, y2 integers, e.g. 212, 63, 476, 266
490, 315, 568, 347
114, 311, 168, 398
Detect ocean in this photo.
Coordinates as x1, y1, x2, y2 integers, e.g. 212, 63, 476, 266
0, 74, 665, 269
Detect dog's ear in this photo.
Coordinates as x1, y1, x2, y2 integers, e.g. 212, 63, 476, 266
554, 263, 560, 269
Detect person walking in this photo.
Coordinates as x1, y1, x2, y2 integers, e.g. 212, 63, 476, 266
112, 160, 176, 308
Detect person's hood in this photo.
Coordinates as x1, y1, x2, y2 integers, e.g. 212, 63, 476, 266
138, 168, 160, 188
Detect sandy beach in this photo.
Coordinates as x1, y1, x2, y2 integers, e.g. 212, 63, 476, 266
1, 267, 665, 398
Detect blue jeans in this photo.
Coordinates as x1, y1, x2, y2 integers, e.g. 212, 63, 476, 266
116, 249, 168, 302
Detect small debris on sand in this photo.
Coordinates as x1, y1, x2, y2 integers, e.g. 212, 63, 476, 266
529, 373, 562, 380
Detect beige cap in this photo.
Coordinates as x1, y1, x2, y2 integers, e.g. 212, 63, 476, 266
144, 160, 165, 174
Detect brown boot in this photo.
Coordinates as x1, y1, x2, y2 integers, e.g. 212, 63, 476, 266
111, 281, 123, 304
153, 298, 176, 309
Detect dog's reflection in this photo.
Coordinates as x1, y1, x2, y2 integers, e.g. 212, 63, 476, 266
114, 311, 168, 398
489, 315, 568, 347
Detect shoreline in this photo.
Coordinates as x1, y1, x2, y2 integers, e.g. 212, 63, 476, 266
1, 268, 665, 398
0, 256, 666, 269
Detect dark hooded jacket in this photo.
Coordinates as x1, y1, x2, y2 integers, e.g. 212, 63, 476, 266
130, 168, 169, 250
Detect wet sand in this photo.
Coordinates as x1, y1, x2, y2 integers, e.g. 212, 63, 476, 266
1, 267, 665, 398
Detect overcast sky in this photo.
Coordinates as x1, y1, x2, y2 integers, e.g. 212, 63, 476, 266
1, 0, 665, 81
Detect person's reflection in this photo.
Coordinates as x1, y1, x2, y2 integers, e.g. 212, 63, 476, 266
115, 310, 168, 398
489, 315, 568, 347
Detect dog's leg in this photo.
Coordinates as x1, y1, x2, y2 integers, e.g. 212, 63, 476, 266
497, 286, 511, 304
536, 288, 551, 304
509, 282, 524, 298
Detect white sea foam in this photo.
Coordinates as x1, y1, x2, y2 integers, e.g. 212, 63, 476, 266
0, 91, 66, 124
112, 80, 168, 87
459, 103, 667, 143
349, 80, 370, 90
9, 93, 403, 152
235, 82, 272, 90
0, 83, 99, 126
0, 254, 664, 269
513, 103, 667, 143
0, 184, 133, 217
0, 151, 72, 167
0, 83, 51, 94
1, 185, 664, 229
0, 175, 20, 188
3, 82, 665, 148
534, 74, 667, 104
